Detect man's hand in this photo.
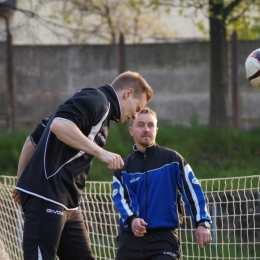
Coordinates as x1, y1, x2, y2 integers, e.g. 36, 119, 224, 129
131, 218, 148, 237
195, 226, 212, 248
12, 189, 21, 205
98, 149, 124, 170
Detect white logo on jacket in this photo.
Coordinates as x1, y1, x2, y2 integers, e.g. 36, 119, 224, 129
113, 189, 118, 197
192, 178, 200, 185
130, 177, 140, 183
97, 132, 105, 143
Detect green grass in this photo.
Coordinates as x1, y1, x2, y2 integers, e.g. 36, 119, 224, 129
89, 123, 260, 181
179, 230, 260, 259
1, 124, 260, 182
162, 124, 260, 178
0, 129, 30, 176
1, 124, 260, 260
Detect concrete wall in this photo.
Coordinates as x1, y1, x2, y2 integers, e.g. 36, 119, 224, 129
0, 40, 260, 130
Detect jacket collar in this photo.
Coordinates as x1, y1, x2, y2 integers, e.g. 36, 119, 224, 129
98, 84, 121, 122
133, 143, 157, 155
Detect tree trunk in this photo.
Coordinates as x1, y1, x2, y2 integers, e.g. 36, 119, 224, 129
1, 14, 15, 132
118, 32, 126, 74
209, 0, 229, 128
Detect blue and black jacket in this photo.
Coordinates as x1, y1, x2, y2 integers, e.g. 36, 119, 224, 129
113, 143, 211, 232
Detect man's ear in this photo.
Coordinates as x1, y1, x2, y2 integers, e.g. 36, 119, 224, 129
128, 126, 133, 136
123, 88, 134, 99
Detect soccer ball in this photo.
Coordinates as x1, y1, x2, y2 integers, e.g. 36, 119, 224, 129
245, 48, 260, 89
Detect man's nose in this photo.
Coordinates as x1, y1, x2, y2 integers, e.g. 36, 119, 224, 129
143, 124, 150, 131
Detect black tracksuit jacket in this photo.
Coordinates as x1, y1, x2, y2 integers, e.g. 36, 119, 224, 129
16, 84, 121, 209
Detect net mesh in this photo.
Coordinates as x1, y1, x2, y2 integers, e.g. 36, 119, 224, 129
0, 175, 260, 260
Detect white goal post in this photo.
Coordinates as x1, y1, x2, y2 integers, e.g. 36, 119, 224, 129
0, 175, 260, 260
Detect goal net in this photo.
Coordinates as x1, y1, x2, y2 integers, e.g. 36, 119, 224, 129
0, 175, 260, 260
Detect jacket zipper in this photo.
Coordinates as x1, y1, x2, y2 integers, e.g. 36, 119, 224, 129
144, 153, 148, 221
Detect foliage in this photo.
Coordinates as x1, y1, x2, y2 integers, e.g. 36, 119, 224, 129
228, 2, 260, 40
0, 130, 30, 176
1, 124, 259, 182
41, 0, 174, 44
143, 0, 260, 128
148, 0, 260, 40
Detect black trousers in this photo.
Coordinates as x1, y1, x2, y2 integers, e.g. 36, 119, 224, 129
115, 229, 180, 260
20, 193, 95, 260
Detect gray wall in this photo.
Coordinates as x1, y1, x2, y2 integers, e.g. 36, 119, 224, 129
0, 40, 260, 130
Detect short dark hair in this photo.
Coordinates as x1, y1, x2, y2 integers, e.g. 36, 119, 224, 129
111, 71, 153, 102
129, 107, 157, 126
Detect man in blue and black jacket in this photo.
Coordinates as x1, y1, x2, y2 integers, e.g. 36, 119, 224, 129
113, 107, 212, 260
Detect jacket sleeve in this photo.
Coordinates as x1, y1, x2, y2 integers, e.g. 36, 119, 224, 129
112, 170, 138, 228
177, 158, 211, 227
30, 118, 49, 146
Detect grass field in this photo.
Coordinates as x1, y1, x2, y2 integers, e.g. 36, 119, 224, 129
1, 123, 260, 182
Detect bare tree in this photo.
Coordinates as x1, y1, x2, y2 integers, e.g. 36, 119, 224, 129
41, 0, 174, 44
0, 0, 15, 132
